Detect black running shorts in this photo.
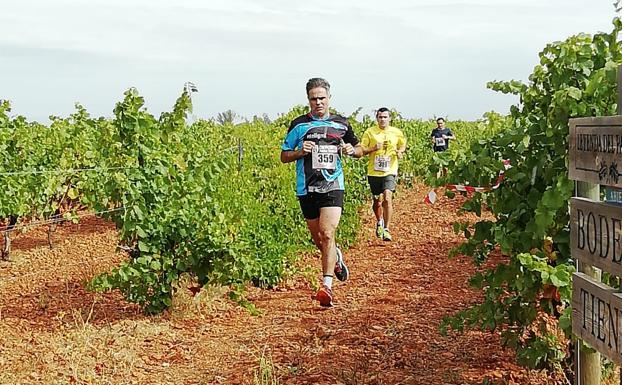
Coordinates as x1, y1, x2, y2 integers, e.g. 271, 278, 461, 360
367, 175, 396, 196
298, 190, 344, 220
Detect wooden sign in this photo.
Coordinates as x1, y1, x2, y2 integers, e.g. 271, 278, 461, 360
569, 116, 622, 188
571, 197, 622, 277
572, 272, 622, 365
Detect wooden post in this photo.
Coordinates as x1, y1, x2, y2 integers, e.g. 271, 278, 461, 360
576, 181, 601, 385
238, 138, 244, 171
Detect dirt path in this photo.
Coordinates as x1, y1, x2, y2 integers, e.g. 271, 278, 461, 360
0, 182, 562, 385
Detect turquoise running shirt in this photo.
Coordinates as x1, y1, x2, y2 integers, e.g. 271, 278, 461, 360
282, 114, 359, 196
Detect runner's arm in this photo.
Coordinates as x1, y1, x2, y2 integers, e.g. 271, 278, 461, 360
340, 141, 364, 158
351, 144, 364, 158
359, 130, 377, 156
280, 141, 314, 163
360, 143, 381, 156
280, 149, 304, 163
342, 120, 363, 158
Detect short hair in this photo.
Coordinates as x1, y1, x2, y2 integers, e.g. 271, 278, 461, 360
376, 107, 390, 117
306, 78, 330, 94
436, 117, 445, 123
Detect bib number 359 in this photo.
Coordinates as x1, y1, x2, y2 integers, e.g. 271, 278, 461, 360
312, 145, 338, 170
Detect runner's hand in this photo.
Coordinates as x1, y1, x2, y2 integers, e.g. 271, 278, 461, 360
341, 140, 354, 156
301, 141, 315, 154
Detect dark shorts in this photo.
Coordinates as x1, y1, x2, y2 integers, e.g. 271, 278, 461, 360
298, 190, 344, 220
367, 175, 396, 196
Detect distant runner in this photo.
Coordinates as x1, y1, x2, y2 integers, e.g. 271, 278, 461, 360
280, 77, 363, 307
361, 108, 407, 241
430, 117, 455, 152
430, 117, 455, 177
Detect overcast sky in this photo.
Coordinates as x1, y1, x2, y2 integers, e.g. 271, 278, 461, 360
0, 0, 617, 123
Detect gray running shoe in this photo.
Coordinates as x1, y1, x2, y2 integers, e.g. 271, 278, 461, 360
334, 246, 349, 281
382, 229, 393, 241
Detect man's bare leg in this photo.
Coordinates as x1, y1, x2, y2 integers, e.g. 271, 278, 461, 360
305, 218, 322, 249
382, 190, 393, 230
381, 190, 394, 241
317, 207, 341, 277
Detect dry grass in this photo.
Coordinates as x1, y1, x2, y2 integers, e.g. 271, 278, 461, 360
0, 308, 180, 384
252, 347, 280, 385
169, 275, 232, 321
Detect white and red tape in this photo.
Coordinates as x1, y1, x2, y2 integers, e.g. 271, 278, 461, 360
425, 160, 511, 204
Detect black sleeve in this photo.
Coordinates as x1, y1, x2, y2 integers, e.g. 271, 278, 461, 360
287, 114, 309, 134
333, 115, 359, 146
343, 122, 359, 146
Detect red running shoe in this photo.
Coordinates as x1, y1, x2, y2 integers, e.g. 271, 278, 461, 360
312, 285, 333, 307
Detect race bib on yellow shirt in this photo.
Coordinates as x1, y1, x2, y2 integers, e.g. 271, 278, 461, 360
312, 145, 338, 170
374, 155, 391, 172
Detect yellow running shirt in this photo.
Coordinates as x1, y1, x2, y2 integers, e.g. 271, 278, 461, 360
361, 125, 406, 177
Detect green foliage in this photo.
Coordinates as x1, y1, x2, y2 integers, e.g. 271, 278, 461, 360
0, 84, 374, 312
0, 100, 120, 238
89, 89, 252, 313
438, 19, 622, 369
0, 69, 521, 315
88, 95, 374, 312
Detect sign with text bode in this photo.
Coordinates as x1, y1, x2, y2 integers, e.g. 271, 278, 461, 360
569, 115, 622, 365
570, 198, 622, 277
570, 198, 622, 364
569, 116, 622, 189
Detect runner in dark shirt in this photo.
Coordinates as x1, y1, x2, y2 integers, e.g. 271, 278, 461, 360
280, 77, 363, 307
430, 117, 455, 152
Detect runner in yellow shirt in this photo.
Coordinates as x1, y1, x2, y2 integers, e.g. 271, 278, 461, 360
360, 108, 407, 241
